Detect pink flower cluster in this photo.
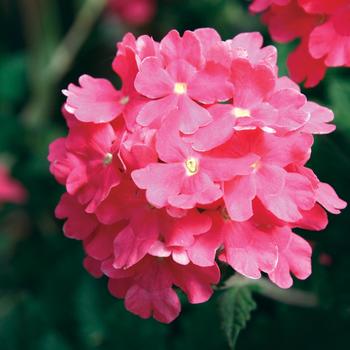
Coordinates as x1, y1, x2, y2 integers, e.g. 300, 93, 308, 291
108, 0, 156, 25
0, 164, 26, 205
49, 29, 346, 323
250, 0, 350, 87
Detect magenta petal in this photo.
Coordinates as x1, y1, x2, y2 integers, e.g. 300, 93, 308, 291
222, 221, 278, 279
125, 285, 181, 323
189, 104, 234, 152
170, 262, 220, 304
316, 182, 347, 214
224, 176, 256, 221
113, 218, 159, 269
84, 223, 122, 261
261, 173, 315, 222
132, 163, 184, 208
55, 193, 98, 240
65, 75, 123, 123
269, 229, 312, 288
136, 94, 178, 128
256, 164, 286, 196
160, 30, 204, 68
188, 62, 232, 103
135, 57, 174, 98
177, 95, 212, 134
201, 153, 259, 181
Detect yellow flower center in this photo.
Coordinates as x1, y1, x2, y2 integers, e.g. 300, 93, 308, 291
174, 82, 187, 95
119, 96, 129, 105
185, 157, 199, 176
232, 107, 251, 118
251, 160, 261, 172
103, 152, 113, 165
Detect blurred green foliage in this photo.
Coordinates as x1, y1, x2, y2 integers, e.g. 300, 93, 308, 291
0, 0, 349, 349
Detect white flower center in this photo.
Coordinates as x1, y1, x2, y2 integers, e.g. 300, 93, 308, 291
174, 82, 187, 95
119, 96, 129, 105
184, 157, 199, 176
232, 107, 251, 118
103, 152, 113, 165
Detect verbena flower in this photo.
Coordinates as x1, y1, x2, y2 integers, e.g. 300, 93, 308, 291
49, 29, 346, 323
250, 0, 350, 87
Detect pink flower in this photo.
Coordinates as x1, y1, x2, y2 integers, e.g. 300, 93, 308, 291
135, 30, 232, 134
49, 121, 125, 213
63, 75, 124, 123
108, 0, 156, 26
49, 28, 346, 323
251, 0, 350, 87
132, 117, 257, 209
105, 255, 220, 323
0, 164, 26, 205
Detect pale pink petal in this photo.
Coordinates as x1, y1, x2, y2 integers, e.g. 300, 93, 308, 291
222, 221, 278, 279
316, 182, 347, 214
224, 176, 256, 221
132, 163, 184, 208
65, 75, 123, 123
135, 57, 173, 98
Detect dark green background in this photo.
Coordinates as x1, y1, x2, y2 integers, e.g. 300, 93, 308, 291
0, 0, 349, 349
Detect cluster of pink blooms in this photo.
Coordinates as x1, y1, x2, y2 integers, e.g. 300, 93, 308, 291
250, 0, 350, 87
0, 164, 26, 206
49, 28, 346, 323
108, 0, 156, 25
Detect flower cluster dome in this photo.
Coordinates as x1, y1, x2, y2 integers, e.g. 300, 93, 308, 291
49, 28, 346, 323
250, 0, 350, 87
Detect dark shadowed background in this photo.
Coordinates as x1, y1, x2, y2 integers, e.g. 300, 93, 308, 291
0, 0, 349, 349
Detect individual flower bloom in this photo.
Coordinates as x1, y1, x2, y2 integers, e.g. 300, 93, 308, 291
189, 59, 312, 152
260, 1, 321, 43
132, 117, 257, 209
49, 122, 124, 213
0, 164, 26, 205
251, 0, 350, 87
135, 30, 232, 134
108, 0, 156, 26
63, 75, 125, 123
104, 255, 220, 323
221, 129, 314, 222
308, 6, 350, 67
188, 59, 277, 152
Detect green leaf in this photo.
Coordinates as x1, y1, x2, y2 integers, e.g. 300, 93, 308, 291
219, 285, 257, 350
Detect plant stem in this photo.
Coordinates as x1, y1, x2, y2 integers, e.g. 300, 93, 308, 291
222, 274, 319, 308
21, 0, 107, 128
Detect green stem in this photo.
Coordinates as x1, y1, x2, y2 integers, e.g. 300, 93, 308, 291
21, 0, 107, 129
222, 274, 319, 308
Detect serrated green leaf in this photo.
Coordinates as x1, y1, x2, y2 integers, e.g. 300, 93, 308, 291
219, 285, 257, 350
